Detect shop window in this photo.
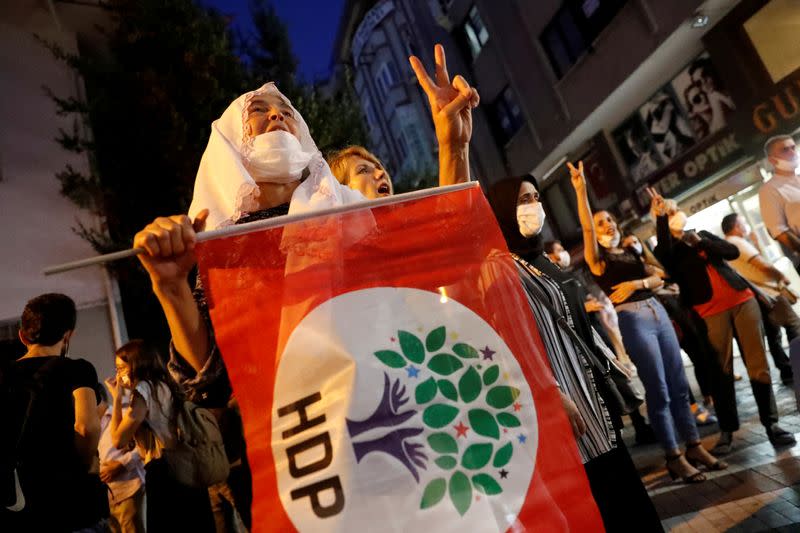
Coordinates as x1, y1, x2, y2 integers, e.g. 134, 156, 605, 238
540, 0, 627, 79
491, 86, 525, 143
462, 5, 489, 59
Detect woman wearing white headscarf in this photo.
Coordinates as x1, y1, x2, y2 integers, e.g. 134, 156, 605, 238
132, 83, 365, 530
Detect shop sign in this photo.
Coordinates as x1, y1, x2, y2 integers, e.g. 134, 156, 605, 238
678, 165, 761, 215
745, 70, 800, 139
634, 129, 743, 208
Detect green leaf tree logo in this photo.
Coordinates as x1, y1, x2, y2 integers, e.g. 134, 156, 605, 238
346, 326, 525, 517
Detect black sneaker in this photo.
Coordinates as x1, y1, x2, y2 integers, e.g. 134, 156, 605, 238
767, 424, 797, 447
780, 370, 794, 386
712, 431, 734, 455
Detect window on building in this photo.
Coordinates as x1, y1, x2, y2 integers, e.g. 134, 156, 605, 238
403, 124, 426, 157
491, 86, 525, 143
363, 100, 378, 131
396, 131, 409, 160
375, 61, 400, 102
540, 0, 628, 79
462, 5, 489, 59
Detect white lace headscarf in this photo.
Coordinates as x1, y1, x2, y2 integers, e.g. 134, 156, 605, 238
188, 82, 365, 229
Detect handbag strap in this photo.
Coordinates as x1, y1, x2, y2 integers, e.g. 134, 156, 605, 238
513, 256, 611, 378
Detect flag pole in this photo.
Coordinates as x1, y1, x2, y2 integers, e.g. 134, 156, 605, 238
42, 181, 480, 276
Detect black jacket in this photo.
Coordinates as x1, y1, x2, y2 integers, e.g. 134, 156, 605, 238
653, 215, 750, 307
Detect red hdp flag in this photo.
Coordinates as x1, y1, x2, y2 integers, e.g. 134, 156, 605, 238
197, 184, 604, 532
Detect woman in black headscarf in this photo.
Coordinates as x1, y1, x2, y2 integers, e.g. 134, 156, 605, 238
486, 175, 664, 532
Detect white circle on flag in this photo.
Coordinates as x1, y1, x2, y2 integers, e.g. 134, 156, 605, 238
272, 287, 538, 532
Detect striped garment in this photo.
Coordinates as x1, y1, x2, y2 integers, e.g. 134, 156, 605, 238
514, 257, 616, 463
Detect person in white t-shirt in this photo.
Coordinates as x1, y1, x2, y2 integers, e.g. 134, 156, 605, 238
722, 213, 799, 384
758, 135, 800, 270
97, 386, 145, 533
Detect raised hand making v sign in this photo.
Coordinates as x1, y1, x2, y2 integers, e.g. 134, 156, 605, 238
410, 44, 479, 185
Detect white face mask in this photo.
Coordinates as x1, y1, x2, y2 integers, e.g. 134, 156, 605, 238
598, 232, 620, 249
517, 203, 545, 237
119, 374, 131, 389
245, 130, 313, 183
629, 242, 643, 256
742, 223, 752, 237
556, 250, 571, 268
773, 155, 799, 173
669, 211, 688, 232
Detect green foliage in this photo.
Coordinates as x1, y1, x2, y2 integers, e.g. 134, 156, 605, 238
39, 0, 248, 254
291, 71, 368, 155
246, 0, 297, 93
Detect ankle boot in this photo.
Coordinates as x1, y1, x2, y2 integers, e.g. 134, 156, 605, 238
750, 380, 779, 429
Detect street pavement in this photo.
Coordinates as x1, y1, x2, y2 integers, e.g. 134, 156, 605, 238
625, 355, 800, 532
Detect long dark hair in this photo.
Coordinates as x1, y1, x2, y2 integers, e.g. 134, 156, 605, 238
116, 339, 183, 425
486, 175, 544, 259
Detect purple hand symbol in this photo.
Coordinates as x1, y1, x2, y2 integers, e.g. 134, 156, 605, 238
347, 373, 416, 438
352, 427, 429, 482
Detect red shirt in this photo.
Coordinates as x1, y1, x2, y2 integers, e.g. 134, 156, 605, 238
693, 261, 753, 318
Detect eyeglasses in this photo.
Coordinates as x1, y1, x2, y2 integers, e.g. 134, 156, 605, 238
519, 191, 540, 204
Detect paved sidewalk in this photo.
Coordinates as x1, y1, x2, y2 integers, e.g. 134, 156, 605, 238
624, 357, 800, 532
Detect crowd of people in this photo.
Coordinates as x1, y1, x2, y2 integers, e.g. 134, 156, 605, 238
3, 42, 800, 533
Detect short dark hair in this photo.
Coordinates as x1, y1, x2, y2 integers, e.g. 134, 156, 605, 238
20, 293, 76, 346
721, 213, 740, 235
543, 240, 561, 254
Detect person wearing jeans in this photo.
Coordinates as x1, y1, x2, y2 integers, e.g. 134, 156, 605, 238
569, 161, 723, 483
616, 299, 701, 454
650, 188, 796, 454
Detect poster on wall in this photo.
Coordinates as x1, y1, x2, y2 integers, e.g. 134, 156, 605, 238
612, 115, 662, 183
638, 88, 696, 164
671, 53, 737, 140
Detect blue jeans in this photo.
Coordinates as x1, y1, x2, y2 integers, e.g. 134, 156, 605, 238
617, 298, 699, 452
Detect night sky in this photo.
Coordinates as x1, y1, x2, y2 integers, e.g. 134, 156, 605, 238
203, 0, 347, 82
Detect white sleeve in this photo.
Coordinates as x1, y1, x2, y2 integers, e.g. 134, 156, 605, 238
728, 236, 759, 262
759, 185, 789, 237
133, 381, 153, 414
